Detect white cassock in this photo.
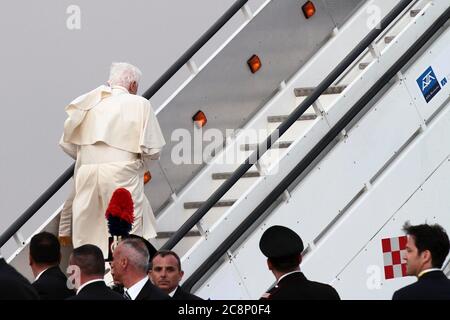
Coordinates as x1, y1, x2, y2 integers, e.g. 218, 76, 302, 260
59, 85, 165, 256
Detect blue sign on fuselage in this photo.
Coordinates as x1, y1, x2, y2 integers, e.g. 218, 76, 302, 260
416, 66, 441, 103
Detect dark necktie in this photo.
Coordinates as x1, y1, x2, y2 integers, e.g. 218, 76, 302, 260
123, 290, 132, 300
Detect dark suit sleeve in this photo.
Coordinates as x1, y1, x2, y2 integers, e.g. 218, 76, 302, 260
32, 281, 47, 299
392, 289, 403, 300
1, 278, 39, 300
330, 287, 341, 300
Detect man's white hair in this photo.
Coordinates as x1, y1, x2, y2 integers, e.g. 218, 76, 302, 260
108, 62, 142, 88
120, 238, 149, 274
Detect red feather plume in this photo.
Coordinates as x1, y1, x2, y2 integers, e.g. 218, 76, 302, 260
105, 188, 135, 224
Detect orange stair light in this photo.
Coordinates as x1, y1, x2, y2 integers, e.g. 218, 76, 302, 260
193, 110, 207, 128
144, 171, 152, 184
247, 54, 262, 74
302, 1, 316, 19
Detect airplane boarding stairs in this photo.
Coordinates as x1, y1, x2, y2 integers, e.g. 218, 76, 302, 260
2, 0, 449, 300
154, 0, 432, 256
184, 3, 450, 299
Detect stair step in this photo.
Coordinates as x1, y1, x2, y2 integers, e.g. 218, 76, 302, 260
384, 35, 396, 44
267, 114, 317, 123
294, 85, 346, 97
156, 230, 201, 239
359, 62, 370, 70
241, 141, 292, 151
184, 200, 236, 210
212, 171, 260, 180
410, 9, 420, 17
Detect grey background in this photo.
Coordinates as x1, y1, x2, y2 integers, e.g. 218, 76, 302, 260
0, 0, 251, 256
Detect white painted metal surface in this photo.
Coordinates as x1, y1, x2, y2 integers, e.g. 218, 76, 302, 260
156, 0, 408, 235
183, 0, 443, 286
195, 14, 450, 299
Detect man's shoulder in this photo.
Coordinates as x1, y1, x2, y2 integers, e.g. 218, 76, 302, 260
393, 273, 450, 300
116, 93, 150, 107
141, 280, 170, 300
306, 279, 336, 290
174, 286, 203, 300
33, 268, 68, 288
307, 280, 340, 298
70, 282, 125, 300
393, 281, 423, 300
0, 262, 32, 284
280, 273, 340, 299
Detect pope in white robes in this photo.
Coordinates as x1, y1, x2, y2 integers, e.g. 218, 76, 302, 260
59, 62, 165, 256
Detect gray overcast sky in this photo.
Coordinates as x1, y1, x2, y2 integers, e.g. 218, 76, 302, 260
0, 0, 269, 254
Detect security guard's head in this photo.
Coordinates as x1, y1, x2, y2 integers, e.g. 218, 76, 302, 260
259, 225, 304, 273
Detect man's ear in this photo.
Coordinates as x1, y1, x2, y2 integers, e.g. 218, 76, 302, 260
129, 81, 138, 94
267, 258, 273, 271
421, 250, 432, 265
122, 257, 128, 269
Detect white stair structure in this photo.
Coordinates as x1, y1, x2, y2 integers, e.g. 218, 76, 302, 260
189, 1, 450, 299
155, 0, 413, 256
4, 0, 450, 301
155, 0, 434, 255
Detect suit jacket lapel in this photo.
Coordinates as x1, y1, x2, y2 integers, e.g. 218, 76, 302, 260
135, 280, 150, 300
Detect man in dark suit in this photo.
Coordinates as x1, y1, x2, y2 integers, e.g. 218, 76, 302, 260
109, 235, 157, 295
150, 250, 202, 300
393, 223, 450, 300
259, 225, 340, 300
0, 255, 39, 300
29, 232, 75, 299
111, 238, 169, 300
67, 244, 124, 300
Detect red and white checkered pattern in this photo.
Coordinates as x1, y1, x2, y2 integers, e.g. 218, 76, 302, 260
381, 236, 407, 280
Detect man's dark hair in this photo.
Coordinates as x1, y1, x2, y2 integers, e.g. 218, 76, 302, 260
30, 232, 60, 265
152, 250, 182, 271
71, 244, 105, 276
403, 222, 450, 268
269, 255, 301, 273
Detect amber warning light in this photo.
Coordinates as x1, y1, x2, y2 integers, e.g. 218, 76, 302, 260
247, 54, 262, 74
144, 171, 151, 184
302, 1, 316, 19
193, 110, 207, 128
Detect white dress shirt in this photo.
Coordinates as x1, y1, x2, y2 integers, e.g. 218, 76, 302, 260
125, 277, 148, 300
168, 287, 178, 298
34, 267, 51, 281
